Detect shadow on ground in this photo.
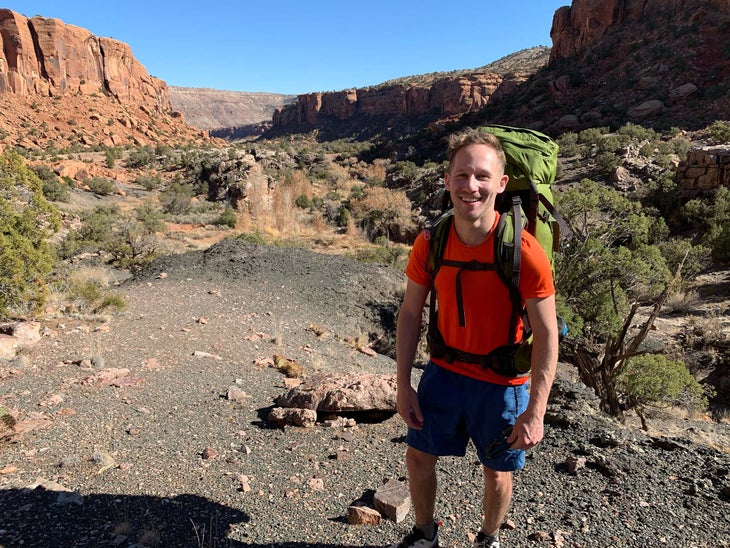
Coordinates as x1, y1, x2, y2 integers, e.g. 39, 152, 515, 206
0, 488, 245, 546
0, 487, 386, 547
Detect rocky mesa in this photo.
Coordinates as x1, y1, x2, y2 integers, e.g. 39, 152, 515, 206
0, 8, 206, 150
0, 9, 168, 109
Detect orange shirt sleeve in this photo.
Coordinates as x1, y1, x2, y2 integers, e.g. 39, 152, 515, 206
405, 231, 432, 288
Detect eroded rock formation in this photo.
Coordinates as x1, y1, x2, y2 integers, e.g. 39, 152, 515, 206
0, 9, 169, 111
550, 0, 730, 61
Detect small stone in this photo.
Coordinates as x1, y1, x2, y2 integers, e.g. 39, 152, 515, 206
347, 505, 381, 525
374, 478, 410, 523
201, 447, 218, 460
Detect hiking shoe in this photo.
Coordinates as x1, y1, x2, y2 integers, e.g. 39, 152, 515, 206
388, 522, 439, 548
473, 531, 500, 548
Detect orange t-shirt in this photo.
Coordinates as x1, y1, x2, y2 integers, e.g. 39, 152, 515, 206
405, 214, 555, 385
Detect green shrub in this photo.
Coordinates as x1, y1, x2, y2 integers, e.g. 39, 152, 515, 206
681, 187, 730, 263
556, 132, 579, 157
125, 145, 156, 168
706, 121, 730, 144
295, 194, 312, 209
85, 176, 116, 196
577, 126, 609, 145
214, 207, 237, 228
31, 164, 70, 202
617, 354, 708, 411
596, 151, 622, 173
597, 135, 623, 153
0, 151, 60, 318
617, 122, 656, 141
160, 181, 194, 215
348, 239, 409, 270
59, 206, 118, 259
67, 277, 126, 314
135, 174, 163, 191
337, 207, 351, 228
134, 202, 167, 233
236, 230, 267, 245
555, 179, 673, 337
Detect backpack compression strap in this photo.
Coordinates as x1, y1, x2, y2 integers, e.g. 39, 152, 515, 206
530, 181, 574, 242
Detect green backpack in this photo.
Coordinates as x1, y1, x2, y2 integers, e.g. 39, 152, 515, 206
426, 124, 571, 376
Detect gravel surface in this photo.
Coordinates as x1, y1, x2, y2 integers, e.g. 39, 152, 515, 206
1, 239, 729, 548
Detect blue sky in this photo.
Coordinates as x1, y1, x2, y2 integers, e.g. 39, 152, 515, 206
6, 1, 569, 95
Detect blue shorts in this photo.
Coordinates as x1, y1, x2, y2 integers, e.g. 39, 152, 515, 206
406, 361, 529, 472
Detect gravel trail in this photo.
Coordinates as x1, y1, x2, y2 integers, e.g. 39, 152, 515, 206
1, 240, 728, 547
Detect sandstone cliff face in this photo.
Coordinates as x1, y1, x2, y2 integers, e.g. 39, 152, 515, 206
272, 73, 516, 129
550, 0, 730, 61
0, 9, 169, 111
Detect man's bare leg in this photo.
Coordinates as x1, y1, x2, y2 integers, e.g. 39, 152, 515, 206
481, 467, 513, 535
406, 446, 439, 528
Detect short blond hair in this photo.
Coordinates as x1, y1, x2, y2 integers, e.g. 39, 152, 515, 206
447, 128, 506, 172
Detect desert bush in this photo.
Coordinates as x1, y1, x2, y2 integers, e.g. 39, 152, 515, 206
638, 142, 656, 158
295, 194, 312, 210
349, 186, 414, 241
214, 207, 237, 228
617, 354, 708, 412
31, 164, 70, 202
597, 135, 624, 153
642, 170, 680, 217
596, 151, 622, 173
337, 207, 351, 228
125, 145, 156, 168
680, 186, 730, 263
106, 219, 159, 270
0, 152, 61, 318
133, 202, 167, 234
104, 148, 117, 168
160, 181, 194, 215
555, 179, 673, 337
235, 230, 267, 245
556, 132, 580, 157
135, 173, 163, 191
577, 126, 609, 144
59, 206, 118, 259
617, 122, 657, 141
349, 238, 409, 270
66, 271, 127, 314
390, 161, 420, 184
706, 121, 730, 144
59, 204, 162, 270
85, 176, 116, 196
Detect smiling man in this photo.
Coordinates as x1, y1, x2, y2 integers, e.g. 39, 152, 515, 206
390, 128, 559, 548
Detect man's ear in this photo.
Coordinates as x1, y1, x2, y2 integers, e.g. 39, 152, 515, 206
497, 174, 509, 193
444, 173, 451, 191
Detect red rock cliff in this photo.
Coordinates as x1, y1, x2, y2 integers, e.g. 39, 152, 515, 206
272, 73, 519, 129
550, 0, 730, 61
0, 9, 170, 111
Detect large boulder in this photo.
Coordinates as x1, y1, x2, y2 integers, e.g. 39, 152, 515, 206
274, 372, 397, 413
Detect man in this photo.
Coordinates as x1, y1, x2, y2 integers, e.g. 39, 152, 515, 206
390, 128, 559, 548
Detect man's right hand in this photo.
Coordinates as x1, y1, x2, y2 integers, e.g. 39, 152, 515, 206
397, 385, 423, 429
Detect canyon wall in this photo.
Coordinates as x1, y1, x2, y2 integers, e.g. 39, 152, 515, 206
0, 9, 170, 111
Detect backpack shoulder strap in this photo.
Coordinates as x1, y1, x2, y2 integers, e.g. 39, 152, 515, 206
426, 210, 453, 276
495, 196, 527, 344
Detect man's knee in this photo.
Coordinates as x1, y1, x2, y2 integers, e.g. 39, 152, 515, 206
406, 446, 438, 473
482, 466, 512, 489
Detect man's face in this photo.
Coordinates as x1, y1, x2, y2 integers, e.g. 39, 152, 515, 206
444, 144, 508, 226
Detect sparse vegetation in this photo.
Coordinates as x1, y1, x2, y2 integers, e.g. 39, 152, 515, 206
0, 151, 61, 319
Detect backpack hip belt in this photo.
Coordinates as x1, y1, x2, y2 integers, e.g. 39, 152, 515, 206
429, 328, 529, 378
